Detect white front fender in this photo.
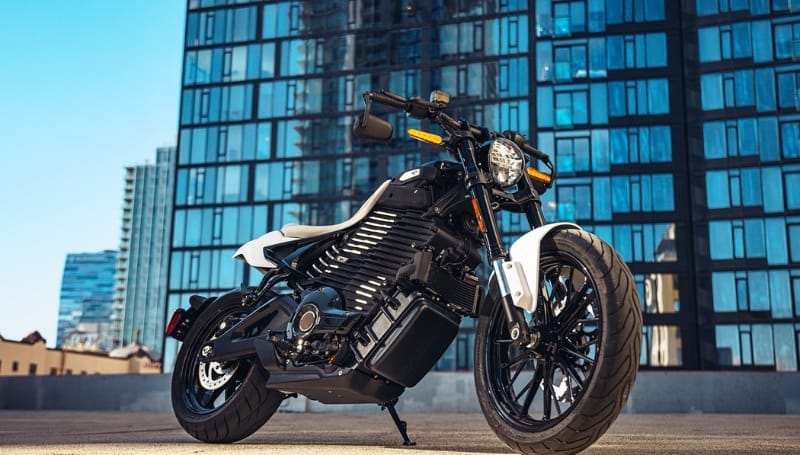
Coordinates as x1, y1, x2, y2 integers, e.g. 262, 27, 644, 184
497, 222, 582, 313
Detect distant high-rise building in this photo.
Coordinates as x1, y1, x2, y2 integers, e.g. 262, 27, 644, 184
111, 147, 176, 359
57, 250, 117, 351
165, 0, 799, 372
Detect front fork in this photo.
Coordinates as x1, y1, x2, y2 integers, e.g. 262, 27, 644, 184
456, 134, 540, 346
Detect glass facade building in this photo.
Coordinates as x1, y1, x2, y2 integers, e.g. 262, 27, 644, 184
165, 0, 799, 372
57, 250, 118, 351
111, 147, 176, 359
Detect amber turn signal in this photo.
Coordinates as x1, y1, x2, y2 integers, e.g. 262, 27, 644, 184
407, 128, 443, 145
526, 166, 553, 185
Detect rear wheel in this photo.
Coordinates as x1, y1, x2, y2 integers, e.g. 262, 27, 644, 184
475, 229, 641, 454
171, 293, 284, 443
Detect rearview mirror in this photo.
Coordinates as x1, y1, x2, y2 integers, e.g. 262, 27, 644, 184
352, 114, 393, 141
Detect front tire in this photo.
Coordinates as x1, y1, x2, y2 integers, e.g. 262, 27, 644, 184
171, 293, 284, 443
475, 229, 641, 454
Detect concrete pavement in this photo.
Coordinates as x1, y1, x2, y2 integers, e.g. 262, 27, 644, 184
1, 411, 799, 454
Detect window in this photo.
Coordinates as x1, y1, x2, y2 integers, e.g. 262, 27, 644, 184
698, 22, 770, 62
554, 1, 585, 36
173, 205, 266, 247
703, 117, 779, 160
263, 3, 299, 39
439, 23, 466, 57
608, 79, 669, 116
28, 364, 37, 375
706, 165, 800, 212
12, 361, 18, 372
781, 119, 800, 159
606, 0, 665, 24
641, 325, 682, 367
541, 130, 610, 173
179, 124, 259, 165
607, 33, 667, 69
175, 165, 249, 206
713, 270, 796, 316
789, 220, 800, 262
441, 63, 483, 97
700, 69, 776, 112
557, 179, 593, 220
777, 68, 800, 110
787, 171, 800, 209
608, 174, 675, 213
258, 80, 322, 119
170, 248, 243, 290
556, 90, 588, 126
716, 323, 797, 371
706, 168, 762, 209
186, 6, 257, 47
556, 43, 587, 81
609, 126, 672, 164
774, 21, 800, 60
774, 0, 798, 11
180, 84, 254, 125
555, 133, 591, 173
708, 217, 797, 263
491, 15, 528, 54
637, 273, 680, 313
491, 101, 529, 133
697, 0, 771, 15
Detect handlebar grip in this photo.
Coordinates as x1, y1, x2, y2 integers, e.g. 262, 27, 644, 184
369, 91, 408, 110
523, 143, 550, 163
502, 130, 550, 163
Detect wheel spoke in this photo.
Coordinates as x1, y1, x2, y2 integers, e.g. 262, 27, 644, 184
557, 281, 593, 335
506, 356, 528, 393
513, 373, 534, 401
573, 338, 599, 350
557, 354, 586, 389
551, 383, 563, 415
200, 387, 224, 408
559, 343, 596, 365
542, 361, 554, 420
501, 351, 529, 369
519, 362, 544, 417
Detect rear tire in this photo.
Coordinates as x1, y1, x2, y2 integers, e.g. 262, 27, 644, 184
475, 229, 641, 454
171, 293, 284, 443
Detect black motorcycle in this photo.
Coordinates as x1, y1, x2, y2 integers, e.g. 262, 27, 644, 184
166, 89, 642, 454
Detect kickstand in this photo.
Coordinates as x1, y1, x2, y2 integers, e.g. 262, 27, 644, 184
380, 399, 416, 446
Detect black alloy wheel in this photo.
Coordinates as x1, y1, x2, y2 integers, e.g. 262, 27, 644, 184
171, 293, 284, 443
487, 250, 601, 429
475, 229, 641, 454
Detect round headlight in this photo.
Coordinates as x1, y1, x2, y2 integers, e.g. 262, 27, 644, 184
488, 138, 525, 188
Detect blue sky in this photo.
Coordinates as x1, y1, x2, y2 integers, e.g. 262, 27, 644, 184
0, 1, 186, 345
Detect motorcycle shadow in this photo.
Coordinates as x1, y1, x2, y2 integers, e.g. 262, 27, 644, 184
240, 411, 514, 454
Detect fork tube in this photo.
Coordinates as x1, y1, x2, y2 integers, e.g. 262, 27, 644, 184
457, 136, 530, 344
456, 137, 506, 260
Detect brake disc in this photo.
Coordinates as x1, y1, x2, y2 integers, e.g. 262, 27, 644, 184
198, 360, 239, 390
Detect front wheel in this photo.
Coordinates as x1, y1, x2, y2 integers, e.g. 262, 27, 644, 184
171, 292, 284, 443
475, 229, 642, 454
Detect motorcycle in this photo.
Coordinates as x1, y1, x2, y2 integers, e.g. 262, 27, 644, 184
166, 89, 642, 454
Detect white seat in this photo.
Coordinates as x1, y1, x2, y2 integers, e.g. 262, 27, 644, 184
280, 179, 392, 239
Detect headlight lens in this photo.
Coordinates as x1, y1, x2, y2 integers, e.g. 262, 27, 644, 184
488, 138, 525, 188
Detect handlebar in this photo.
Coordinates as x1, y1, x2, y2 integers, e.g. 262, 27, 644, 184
364, 89, 551, 164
